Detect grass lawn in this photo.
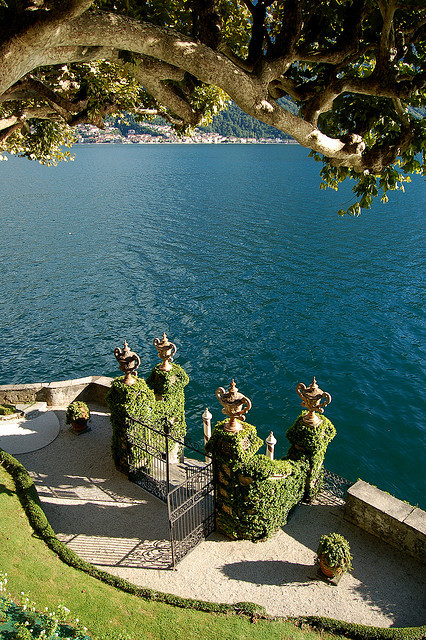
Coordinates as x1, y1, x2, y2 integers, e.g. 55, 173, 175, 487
0, 464, 344, 640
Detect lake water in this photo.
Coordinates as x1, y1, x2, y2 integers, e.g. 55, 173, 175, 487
0, 144, 425, 507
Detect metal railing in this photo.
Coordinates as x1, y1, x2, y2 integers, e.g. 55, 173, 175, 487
167, 463, 215, 567
320, 468, 353, 505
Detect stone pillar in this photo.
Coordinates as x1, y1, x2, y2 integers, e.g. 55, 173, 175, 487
265, 431, 277, 460
146, 362, 189, 446
106, 376, 156, 473
205, 419, 263, 539
202, 407, 212, 462
285, 413, 336, 501
205, 419, 308, 541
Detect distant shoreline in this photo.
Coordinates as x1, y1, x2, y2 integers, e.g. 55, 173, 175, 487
73, 139, 300, 146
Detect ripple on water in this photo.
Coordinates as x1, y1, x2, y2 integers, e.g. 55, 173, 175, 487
0, 145, 425, 507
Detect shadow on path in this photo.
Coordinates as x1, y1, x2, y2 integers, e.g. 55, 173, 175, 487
221, 559, 312, 586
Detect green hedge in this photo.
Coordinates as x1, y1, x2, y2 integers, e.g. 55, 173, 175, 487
106, 376, 155, 472
106, 363, 189, 472
292, 616, 426, 640
1, 449, 425, 639
146, 363, 189, 443
206, 420, 308, 540
286, 414, 336, 501
0, 403, 18, 416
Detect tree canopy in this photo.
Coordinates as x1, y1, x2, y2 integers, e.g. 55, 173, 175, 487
0, 0, 425, 214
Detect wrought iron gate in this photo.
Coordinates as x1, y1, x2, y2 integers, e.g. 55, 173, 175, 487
126, 414, 215, 568
167, 462, 215, 567
126, 415, 171, 502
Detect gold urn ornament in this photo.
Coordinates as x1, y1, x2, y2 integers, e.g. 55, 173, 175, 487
296, 377, 331, 427
215, 379, 252, 433
114, 340, 141, 385
153, 333, 177, 371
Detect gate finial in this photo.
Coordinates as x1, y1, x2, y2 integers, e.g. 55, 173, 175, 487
153, 333, 177, 371
114, 340, 141, 385
215, 380, 252, 433
296, 377, 331, 426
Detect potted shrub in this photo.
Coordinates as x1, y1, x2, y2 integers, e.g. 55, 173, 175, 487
65, 401, 90, 434
316, 532, 353, 578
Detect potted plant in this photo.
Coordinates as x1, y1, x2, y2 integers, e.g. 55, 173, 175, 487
316, 532, 353, 578
65, 401, 90, 434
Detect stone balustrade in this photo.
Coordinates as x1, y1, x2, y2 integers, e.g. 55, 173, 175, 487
344, 479, 426, 563
0, 376, 113, 406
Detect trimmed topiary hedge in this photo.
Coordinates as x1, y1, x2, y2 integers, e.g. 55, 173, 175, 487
286, 413, 336, 501
106, 376, 156, 472
206, 420, 308, 540
147, 363, 189, 444
0, 403, 18, 416
1, 449, 425, 639
292, 616, 426, 640
107, 364, 189, 473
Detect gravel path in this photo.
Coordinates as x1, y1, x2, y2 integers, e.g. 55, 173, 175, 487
13, 407, 426, 628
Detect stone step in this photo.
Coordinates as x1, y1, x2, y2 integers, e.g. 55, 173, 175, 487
15, 401, 48, 419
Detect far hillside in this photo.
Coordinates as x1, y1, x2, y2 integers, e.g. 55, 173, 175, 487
112, 101, 424, 141
198, 98, 297, 140
113, 98, 298, 140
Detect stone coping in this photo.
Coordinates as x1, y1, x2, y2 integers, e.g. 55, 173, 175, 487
344, 479, 426, 564
0, 376, 114, 406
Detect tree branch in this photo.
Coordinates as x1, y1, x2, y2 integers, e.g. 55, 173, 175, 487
41, 12, 372, 164
353, 125, 415, 173
12, 73, 87, 113
0, 121, 23, 144
272, 0, 304, 60
393, 98, 409, 127
124, 55, 186, 83
376, 0, 398, 75
217, 43, 255, 72
0, 106, 60, 132
190, 0, 222, 50
122, 60, 199, 126
4, 6, 421, 171
45, 0, 95, 23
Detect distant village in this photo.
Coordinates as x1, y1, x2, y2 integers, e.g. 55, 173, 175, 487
75, 122, 298, 145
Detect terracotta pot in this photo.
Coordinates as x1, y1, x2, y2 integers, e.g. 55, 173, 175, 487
319, 557, 341, 578
71, 418, 88, 433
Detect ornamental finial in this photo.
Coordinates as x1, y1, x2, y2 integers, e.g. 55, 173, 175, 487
153, 332, 177, 371
296, 377, 331, 427
215, 379, 252, 433
114, 340, 141, 385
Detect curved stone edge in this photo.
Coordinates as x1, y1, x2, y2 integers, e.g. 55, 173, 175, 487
1, 449, 425, 639
0, 410, 60, 455
0, 376, 114, 407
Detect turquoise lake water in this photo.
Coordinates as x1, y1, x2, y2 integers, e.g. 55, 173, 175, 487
0, 144, 425, 507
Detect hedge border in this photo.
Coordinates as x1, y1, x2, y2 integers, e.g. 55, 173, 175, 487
291, 617, 426, 640
1, 448, 425, 640
0, 448, 266, 620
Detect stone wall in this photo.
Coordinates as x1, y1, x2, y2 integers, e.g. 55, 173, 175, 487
0, 376, 113, 406
344, 480, 426, 563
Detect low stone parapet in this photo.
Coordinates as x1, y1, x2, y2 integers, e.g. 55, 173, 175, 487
0, 376, 113, 407
344, 479, 426, 563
